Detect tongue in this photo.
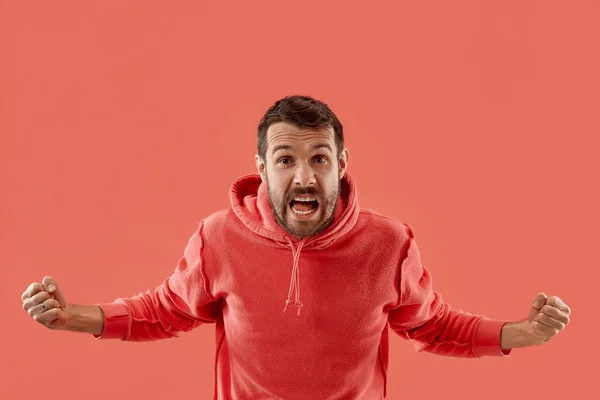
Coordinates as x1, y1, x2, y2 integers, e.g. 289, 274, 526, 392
292, 201, 316, 212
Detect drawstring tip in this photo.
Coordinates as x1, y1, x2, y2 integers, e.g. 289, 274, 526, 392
283, 300, 303, 316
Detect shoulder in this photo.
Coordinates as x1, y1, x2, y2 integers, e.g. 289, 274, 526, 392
357, 208, 416, 242
197, 208, 239, 236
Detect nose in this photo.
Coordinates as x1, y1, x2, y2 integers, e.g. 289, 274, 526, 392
293, 161, 316, 186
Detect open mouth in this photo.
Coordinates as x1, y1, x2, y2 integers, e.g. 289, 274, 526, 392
289, 196, 319, 217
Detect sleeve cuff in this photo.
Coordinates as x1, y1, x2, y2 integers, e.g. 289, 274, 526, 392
93, 302, 131, 340
473, 318, 512, 357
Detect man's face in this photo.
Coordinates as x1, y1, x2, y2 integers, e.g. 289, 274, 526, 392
256, 122, 349, 239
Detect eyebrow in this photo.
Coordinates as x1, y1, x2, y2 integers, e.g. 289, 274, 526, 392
272, 143, 334, 154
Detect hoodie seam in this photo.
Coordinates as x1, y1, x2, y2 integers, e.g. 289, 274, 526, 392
360, 210, 415, 308
418, 339, 477, 357
197, 221, 218, 303
359, 210, 414, 233
377, 342, 387, 398
393, 235, 413, 309
214, 327, 226, 400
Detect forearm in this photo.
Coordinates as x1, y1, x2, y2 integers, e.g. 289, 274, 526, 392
64, 304, 105, 336
391, 301, 509, 358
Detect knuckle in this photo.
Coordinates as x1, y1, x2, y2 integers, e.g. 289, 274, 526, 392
540, 305, 551, 313
44, 309, 58, 325
27, 283, 43, 298
39, 291, 51, 301
545, 306, 558, 316
33, 292, 49, 302
559, 322, 565, 330
25, 283, 37, 297
538, 313, 548, 321
35, 312, 49, 324
32, 282, 43, 292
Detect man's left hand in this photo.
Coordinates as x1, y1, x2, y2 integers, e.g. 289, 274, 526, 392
501, 293, 571, 349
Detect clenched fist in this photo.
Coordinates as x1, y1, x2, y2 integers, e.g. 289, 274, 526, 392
525, 292, 571, 344
501, 292, 571, 349
22, 276, 68, 330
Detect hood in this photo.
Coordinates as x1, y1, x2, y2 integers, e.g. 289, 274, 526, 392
229, 172, 360, 315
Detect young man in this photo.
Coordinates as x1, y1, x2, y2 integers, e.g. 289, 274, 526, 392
22, 95, 571, 399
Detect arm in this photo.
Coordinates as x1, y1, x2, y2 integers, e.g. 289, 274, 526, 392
387, 229, 510, 358
94, 223, 220, 341
22, 223, 220, 341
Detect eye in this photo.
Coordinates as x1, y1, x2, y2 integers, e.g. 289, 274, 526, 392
314, 155, 328, 163
278, 157, 292, 165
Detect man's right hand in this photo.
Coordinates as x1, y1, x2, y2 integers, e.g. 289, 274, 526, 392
22, 276, 69, 330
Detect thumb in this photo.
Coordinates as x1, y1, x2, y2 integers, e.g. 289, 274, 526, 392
42, 276, 68, 308
528, 292, 547, 322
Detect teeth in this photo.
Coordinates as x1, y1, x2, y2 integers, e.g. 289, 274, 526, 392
292, 208, 315, 216
293, 197, 316, 202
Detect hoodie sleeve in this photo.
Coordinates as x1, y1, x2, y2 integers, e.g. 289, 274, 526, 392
388, 227, 511, 358
94, 223, 220, 341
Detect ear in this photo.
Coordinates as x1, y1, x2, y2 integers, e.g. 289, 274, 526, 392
338, 148, 349, 179
255, 154, 266, 182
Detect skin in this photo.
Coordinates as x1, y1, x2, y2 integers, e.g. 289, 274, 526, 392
255, 122, 349, 239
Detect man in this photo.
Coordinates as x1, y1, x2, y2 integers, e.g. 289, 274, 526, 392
22, 95, 571, 399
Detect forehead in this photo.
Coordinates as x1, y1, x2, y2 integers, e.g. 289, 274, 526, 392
266, 122, 335, 151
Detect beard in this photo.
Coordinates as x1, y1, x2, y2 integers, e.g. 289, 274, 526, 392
266, 176, 340, 239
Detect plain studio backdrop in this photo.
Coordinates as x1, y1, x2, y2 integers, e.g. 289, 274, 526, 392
1, 1, 598, 399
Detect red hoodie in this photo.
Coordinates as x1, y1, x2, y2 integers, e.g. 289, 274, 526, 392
96, 173, 510, 399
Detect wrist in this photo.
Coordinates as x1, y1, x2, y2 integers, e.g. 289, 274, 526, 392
65, 304, 105, 336
501, 319, 530, 349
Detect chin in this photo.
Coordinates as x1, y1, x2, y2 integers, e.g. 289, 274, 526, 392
292, 220, 328, 238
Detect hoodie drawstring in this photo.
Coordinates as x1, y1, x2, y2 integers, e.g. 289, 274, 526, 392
283, 237, 308, 316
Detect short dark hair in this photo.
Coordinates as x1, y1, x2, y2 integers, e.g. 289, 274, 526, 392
257, 95, 344, 160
